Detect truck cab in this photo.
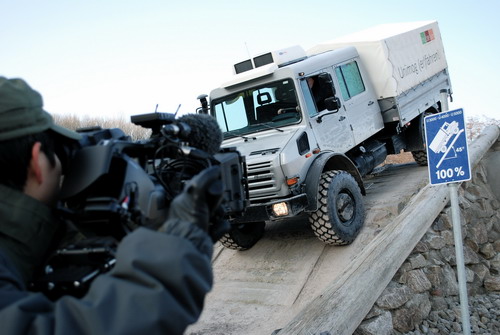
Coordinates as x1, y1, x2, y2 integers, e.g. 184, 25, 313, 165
209, 46, 381, 249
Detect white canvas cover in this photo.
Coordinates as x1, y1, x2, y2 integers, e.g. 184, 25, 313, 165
307, 21, 448, 99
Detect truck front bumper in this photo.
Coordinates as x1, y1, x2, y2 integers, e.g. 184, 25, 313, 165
232, 194, 309, 223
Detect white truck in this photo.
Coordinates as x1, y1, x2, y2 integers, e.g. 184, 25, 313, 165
199, 21, 452, 250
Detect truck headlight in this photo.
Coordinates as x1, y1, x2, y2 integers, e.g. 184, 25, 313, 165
272, 202, 289, 216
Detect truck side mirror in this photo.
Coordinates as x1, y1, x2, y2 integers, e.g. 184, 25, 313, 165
197, 94, 209, 114
317, 73, 336, 98
317, 97, 342, 123
324, 97, 341, 111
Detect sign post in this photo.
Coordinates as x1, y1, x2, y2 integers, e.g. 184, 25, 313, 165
424, 107, 471, 334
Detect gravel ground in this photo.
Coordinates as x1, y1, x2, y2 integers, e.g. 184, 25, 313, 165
401, 293, 500, 335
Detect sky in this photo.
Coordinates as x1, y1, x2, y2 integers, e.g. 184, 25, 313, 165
1, 0, 499, 122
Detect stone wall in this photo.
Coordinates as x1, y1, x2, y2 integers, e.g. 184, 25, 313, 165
354, 155, 500, 334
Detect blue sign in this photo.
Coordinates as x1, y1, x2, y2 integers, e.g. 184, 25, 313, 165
424, 108, 471, 185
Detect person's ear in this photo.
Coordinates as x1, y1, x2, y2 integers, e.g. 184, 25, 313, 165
29, 142, 44, 184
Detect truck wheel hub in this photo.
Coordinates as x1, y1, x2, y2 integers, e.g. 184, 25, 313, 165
337, 192, 354, 223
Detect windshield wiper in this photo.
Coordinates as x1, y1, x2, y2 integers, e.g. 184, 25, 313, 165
256, 122, 284, 132
224, 131, 257, 141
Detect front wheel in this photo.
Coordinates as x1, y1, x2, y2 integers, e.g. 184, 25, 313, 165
219, 221, 265, 250
309, 170, 365, 245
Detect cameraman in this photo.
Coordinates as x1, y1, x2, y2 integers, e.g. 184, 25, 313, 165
0, 77, 217, 334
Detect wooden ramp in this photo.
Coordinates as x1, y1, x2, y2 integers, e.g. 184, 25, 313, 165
187, 126, 499, 335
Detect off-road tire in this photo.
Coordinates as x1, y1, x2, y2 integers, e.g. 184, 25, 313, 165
309, 170, 365, 245
219, 221, 265, 250
410, 109, 434, 166
411, 150, 428, 166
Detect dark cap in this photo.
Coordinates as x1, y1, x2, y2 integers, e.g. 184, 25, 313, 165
0, 77, 82, 141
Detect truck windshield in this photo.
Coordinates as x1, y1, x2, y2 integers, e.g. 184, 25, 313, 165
211, 79, 301, 138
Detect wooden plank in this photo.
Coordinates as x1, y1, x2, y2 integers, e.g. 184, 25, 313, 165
279, 183, 449, 334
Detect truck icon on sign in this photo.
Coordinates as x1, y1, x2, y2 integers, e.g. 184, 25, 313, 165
429, 121, 460, 154
428, 120, 465, 168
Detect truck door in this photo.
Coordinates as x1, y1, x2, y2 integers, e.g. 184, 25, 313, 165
334, 60, 383, 144
301, 73, 355, 153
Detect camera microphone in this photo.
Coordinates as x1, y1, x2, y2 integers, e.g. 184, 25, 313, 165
177, 113, 223, 155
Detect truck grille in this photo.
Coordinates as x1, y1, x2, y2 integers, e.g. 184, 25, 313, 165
246, 160, 279, 201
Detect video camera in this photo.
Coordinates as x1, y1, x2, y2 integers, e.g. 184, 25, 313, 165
30, 112, 248, 299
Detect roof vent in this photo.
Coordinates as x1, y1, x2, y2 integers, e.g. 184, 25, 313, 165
233, 45, 307, 74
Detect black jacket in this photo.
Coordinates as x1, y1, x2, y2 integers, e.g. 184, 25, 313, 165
0, 185, 213, 335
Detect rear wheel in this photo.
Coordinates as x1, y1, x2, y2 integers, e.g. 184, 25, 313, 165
309, 170, 365, 245
219, 221, 265, 250
411, 150, 428, 166
409, 109, 435, 166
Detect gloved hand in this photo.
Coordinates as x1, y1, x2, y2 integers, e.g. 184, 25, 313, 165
206, 206, 230, 242
166, 166, 227, 240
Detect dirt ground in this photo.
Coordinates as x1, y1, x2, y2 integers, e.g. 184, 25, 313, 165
383, 151, 415, 165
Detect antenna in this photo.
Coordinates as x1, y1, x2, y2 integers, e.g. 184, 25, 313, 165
154, 104, 159, 113
244, 42, 252, 59
174, 104, 181, 116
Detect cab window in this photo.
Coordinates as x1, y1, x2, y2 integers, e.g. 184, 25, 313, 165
300, 78, 319, 116
335, 61, 365, 101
